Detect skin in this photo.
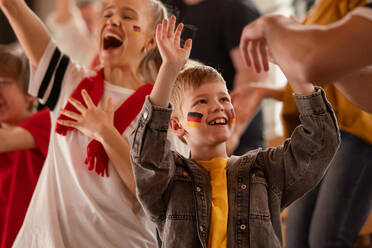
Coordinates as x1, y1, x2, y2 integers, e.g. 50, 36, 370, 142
0, 0, 160, 196
0, 76, 36, 152
239, 10, 372, 112
171, 80, 235, 160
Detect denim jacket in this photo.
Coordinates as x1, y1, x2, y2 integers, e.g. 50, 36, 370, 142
130, 88, 340, 248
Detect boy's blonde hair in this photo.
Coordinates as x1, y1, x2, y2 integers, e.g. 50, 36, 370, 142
170, 64, 226, 118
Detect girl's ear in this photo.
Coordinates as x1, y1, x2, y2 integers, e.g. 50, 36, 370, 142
144, 35, 156, 52
170, 116, 186, 138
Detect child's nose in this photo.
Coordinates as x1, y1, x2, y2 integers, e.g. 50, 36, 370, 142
211, 101, 224, 112
107, 15, 120, 26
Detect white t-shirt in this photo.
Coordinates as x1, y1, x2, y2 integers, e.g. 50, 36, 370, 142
13, 41, 188, 247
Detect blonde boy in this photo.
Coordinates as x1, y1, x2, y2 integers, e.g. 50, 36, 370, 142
130, 17, 340, 248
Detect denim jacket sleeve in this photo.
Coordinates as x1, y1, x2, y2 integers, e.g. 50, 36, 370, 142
255, 87, 340, 209
129, 96, 177, 222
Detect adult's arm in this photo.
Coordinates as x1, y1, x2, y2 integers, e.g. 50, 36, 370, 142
0, 0, 51, 67
334, 66, 372, 113
240, 8, 372, 83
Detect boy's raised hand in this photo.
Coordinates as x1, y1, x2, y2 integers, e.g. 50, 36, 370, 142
156, 15, 192, 71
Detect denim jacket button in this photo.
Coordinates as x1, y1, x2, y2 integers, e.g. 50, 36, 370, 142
199, 225, 204, 232
241, 184, 247, 190
240, 224, 246, 230
183, 171, 188, 177
143, 111, 148, 120
196, 186, 201, 192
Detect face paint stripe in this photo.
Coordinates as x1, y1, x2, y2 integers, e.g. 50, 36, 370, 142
187, 122, 201, 128
231, 108, 236, 123
187, 112, 203, 118
187, 116, 202, 122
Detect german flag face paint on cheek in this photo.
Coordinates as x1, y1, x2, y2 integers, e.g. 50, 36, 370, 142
133, 25, 141, 35
187, 112, 203, 128
231, 108, 236, 124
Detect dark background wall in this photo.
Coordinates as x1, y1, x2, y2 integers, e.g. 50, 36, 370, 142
0, 0, 34, 44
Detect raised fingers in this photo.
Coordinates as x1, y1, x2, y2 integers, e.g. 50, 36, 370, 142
161, 19, 168, 39
168, 15, 176, 38
174, 22, 184, 47
183, 38, 192, 53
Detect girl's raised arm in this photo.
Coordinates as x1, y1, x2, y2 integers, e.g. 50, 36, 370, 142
1, 0, 51, 67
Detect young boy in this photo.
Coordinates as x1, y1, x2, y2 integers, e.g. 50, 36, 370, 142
130, 17, 340, 247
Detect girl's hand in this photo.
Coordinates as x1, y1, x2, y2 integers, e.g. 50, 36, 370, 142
57, 89, 115, 143
156, 15, 192, 71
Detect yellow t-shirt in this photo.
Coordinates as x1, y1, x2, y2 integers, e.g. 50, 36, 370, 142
281, 0, 372, 145
197, 157, 229, 248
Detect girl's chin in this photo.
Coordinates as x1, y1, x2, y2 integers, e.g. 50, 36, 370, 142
100, 47, 123, 61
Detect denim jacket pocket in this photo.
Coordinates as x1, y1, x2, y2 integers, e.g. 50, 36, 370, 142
249, 173, 271, 222
249, 173, 281, 247
162, 167, 201, 247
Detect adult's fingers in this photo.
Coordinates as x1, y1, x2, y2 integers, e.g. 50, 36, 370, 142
249, 41, 261, 73
240, 33, 251, 67
259, 40, 269, 72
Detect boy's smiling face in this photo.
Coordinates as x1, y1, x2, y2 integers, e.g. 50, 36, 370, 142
175, 79, 235, 148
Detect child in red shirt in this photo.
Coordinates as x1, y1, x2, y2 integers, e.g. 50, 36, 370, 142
0, 45, 51, 248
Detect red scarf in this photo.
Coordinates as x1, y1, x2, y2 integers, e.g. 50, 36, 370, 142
55, 68, 153, 177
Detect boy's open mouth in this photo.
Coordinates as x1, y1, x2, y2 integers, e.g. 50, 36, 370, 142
103, 33, 123, 50
208, 118, 228, 125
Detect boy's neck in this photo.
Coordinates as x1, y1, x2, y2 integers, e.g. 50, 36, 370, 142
190, 142, 228, 161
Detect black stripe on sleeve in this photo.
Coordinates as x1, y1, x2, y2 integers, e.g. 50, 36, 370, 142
365, 3, 372, 8
37, 47, 62, 99
45, 55, 70, 110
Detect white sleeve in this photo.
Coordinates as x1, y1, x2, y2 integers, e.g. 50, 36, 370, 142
29, 40, 94, 113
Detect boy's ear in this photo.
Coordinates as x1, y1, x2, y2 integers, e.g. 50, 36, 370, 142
170, 116, 186, 138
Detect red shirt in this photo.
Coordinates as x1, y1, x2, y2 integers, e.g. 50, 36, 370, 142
0, 108, 51, 248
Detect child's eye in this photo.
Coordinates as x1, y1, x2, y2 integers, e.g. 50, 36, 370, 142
122, 15, 133, 20
103, 12, 112, 18
221, 97, 230, 102
196, 99, 207, 105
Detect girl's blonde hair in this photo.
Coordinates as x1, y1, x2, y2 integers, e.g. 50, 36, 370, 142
139, 0, 168, 83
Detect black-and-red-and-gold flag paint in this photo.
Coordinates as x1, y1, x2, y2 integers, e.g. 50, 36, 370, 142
231, 108, 236, 124
187, 112, 203, 128
133, 25, 141, 34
